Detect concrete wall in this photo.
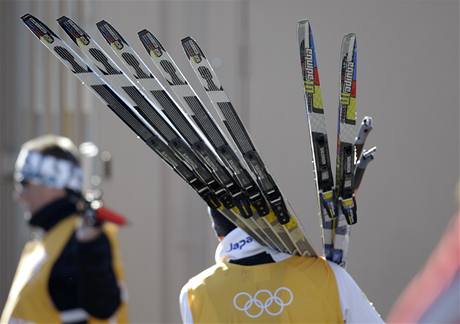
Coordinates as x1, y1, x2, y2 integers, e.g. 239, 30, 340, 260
1, 0, 458, 322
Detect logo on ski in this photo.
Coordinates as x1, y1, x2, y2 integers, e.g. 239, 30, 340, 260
340, 61, 354, 105
22, 15, 55, 44
138, 30, 164, 58
182, 38, 203, 63
96, 21, 124, 50
58, 17, 90, 46
303, 48, 315, 93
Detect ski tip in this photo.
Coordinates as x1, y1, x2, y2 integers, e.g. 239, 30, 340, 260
340, 32, 357, 63
21, 13, 60, 40
181, 36, 196, 47
96, 20, 127, 47
344, 32, 356, 39
342, 33, 357, 47
56, 15, 69, 25
138, 29, 165, 57
95, 19, 109, 27
57, 16, 90, 46
137, 29, 149, 37
297, 19, 310, 34
298, 19, 310, 26
297, 19, 311, 46
20, 13, 33, 21
181, 36, 206, 61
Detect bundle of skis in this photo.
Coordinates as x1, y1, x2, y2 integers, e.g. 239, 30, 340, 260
298, 21, 376, 265
22, 14, 375, 267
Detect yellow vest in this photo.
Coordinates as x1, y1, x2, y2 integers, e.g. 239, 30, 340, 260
186, 256, 343, 323
1, 215, 128, 324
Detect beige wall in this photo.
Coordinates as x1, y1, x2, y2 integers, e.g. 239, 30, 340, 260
1, 0, 458, 323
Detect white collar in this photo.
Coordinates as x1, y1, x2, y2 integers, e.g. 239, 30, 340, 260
215, 227, 291, 263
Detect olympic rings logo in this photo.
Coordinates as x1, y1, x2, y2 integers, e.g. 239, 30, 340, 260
233, 287, 294, 318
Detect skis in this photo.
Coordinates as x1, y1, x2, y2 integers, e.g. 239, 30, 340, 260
298, 20, 376, 266
21, 13, 378, 264
139, 30, 314, 255
20, 14, 222, 209
21, 13, 317, 257
173, 36, 315, 256
21, 14, 270, 247
56, 16, 243, 213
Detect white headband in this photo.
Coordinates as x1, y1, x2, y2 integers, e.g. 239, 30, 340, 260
15, 150, 82, 191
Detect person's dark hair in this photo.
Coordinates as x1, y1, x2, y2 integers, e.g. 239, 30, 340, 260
20, 134, 80, 167
208, 208, 237, 237
40, 145, 80, 166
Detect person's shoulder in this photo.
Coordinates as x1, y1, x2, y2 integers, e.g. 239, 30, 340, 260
282, 256, 355, 288
99, 222, 121, 248
101, 222, 119, 236
189, 262, 226, 286
183, 262, 229, 292
325, 260, 353, 281
288, 255, 335, 272
21, 239, 42, 255
325, 260, 367, 296
326, 260, 346, 272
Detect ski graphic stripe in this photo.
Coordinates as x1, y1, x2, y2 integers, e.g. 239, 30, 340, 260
217, 102, 255, 154
150, 90, 200, 142
182, 96, 226, 148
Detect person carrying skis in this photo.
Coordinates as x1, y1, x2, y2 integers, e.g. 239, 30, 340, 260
1, 134, 128, 323
179, 208, 383, 323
